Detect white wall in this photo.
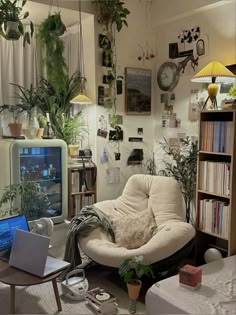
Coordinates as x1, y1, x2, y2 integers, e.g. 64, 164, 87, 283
153, 0, 236, 145
94, 0, 156, 201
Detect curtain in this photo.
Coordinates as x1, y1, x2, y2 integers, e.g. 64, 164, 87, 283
0, 34, 42, 105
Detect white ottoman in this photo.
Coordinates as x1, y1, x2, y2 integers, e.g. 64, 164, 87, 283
145, 255, 236, 314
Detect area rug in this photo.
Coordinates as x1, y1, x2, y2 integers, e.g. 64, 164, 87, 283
0, 268, 146, 314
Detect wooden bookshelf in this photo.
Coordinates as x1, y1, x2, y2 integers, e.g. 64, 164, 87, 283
67, 161, 97, 219
196, 109, 236, 263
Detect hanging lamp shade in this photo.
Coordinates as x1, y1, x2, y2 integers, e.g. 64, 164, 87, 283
191, 61, 235, 110
70, 92, 92, 105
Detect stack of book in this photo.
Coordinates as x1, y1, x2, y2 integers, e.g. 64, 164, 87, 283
86, 287, 118, 314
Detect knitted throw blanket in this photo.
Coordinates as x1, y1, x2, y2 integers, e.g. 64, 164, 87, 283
63, 205, 114, 272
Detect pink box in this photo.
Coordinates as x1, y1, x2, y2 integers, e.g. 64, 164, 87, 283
179, 264, 202, 288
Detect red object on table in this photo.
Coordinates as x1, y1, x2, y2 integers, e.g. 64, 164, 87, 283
179, 264, 202, 288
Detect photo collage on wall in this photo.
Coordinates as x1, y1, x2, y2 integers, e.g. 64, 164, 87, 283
160, 92, 181, 128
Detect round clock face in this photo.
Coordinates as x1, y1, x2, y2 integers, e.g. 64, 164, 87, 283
157, 62, 180, 91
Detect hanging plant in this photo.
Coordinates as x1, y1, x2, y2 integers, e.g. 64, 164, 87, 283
0, 0, 34, 46
92, 0, 130, 32
37, 12, 67, 91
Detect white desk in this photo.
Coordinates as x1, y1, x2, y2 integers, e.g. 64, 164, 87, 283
145, 255, 236, 314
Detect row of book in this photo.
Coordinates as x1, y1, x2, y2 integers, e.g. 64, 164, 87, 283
199, 199, 229, 239
199, 161, 230, 196
86, 287, 117, 314
71, 169, 95, 194
73, 194, 96, 215
200, 121, 232, 153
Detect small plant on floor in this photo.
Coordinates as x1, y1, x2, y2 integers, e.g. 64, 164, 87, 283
119, 255, 154, 285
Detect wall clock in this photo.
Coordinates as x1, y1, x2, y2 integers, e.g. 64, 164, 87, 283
157, 62, 180, 91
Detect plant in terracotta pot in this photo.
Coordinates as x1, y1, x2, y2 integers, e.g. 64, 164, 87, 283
119, 255, 154, 314
0, 0, 34, 46
0, 104, 24, 137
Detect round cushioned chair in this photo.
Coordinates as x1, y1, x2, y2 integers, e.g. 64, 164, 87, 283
79, 175, 195, 269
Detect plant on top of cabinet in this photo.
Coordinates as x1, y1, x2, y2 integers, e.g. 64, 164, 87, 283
0, 0, 34, 46
37, 12, 67, 91
0, 104, 24, 136
37, 73, 82, 116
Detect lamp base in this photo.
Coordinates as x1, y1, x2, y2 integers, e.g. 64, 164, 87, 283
202, 96, 218, 111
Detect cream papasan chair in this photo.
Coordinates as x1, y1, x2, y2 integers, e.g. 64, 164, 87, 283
79, 174, 195, 269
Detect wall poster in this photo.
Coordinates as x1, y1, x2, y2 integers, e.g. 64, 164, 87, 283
125, 67, 152, 115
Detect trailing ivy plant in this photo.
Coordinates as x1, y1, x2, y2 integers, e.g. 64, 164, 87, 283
37, 13, 67, 91
0, 0, 34, 46
158, 137, 198, 224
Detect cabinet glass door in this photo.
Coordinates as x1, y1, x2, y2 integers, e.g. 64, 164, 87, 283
19, 146, 62, 220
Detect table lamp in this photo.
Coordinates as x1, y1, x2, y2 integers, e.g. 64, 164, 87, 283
191, 60, 235, 110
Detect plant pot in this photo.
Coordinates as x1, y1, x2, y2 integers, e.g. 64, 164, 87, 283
8, 123, 22, 137
37, 128, 44, 139
5, 21, 21, 40
127, 279, 142, 300
68, 144, 80, 157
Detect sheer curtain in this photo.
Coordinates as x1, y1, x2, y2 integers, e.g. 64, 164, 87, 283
0, 34, 42, 105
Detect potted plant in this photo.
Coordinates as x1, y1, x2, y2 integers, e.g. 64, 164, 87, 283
92, 0, 130, 33
228, 84, 236, 98
158, 137, 198, 223
37, 13, 67, 91
119, 255, 154, 313
37, 113, 47, 138
0, 104, 24, 137
0, 0, 34, 46
0, 181, 50, 220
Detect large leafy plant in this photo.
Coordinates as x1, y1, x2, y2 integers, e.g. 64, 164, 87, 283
119, 255, 154, 284
0, 0, 34, 45
159, 137, 198, 223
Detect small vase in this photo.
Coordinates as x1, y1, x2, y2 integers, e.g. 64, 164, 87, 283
36, 128, 44, 139
68, 144, 80, 158
27, 113, 39, 139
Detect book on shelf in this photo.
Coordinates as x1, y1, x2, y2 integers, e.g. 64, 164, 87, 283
199, 198, 229, 238
86, 287, 117, 306
200, 120, 232, 153
199, 161, 230, 196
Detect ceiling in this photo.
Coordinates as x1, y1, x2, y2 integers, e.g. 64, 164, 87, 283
25, 1, 92, 26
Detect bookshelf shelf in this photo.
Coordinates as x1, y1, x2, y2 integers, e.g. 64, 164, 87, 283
67, 161, 97, 219
198, 229, 228, 241
196, 109, 236, 262
199, 151, 231, 157
197, 190, 230, 199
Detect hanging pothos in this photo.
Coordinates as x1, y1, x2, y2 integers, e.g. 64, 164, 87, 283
37, 12, 67, 91
92, 0, 130, 125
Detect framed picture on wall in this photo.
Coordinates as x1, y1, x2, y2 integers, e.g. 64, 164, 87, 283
125, 67, 152, 115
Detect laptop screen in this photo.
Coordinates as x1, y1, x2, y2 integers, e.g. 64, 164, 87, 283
0, 214, 29, 251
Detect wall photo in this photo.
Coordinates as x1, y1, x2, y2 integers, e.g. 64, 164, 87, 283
125, 67, 152, 115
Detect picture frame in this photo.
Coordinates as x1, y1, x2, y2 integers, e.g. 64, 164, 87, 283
125, 67, 152, 115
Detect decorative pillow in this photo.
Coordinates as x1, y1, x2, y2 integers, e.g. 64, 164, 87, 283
110, 208, 156, 249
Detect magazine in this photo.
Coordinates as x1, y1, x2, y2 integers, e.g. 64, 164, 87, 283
86, 287, 116, 305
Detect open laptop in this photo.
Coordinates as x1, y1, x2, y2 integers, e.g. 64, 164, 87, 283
0, 214, 29, 262
9, 229, 70, 277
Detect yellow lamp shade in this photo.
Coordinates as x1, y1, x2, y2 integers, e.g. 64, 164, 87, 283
70, 93, 92, 105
